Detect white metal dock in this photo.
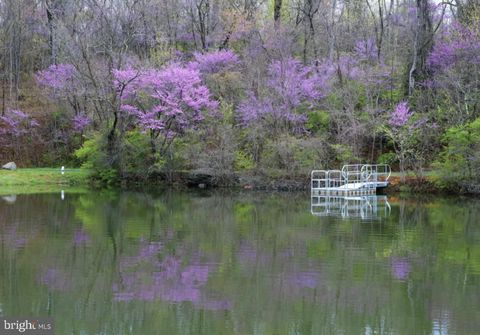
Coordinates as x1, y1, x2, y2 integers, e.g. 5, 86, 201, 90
311, 164, 391, 196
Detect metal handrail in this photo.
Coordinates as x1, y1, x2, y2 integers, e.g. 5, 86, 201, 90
311, 164, 391, 192
311, 170, 328, 189
327, 170, 343, 188
341, 164, 364, 186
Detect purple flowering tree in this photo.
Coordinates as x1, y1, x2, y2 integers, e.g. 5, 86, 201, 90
427, 21, 480, 124
383, 101, 414, 180
188, 50, 240, 75
36, 63, 93, 137
36, 63, 96, 156
35, 64, 84, 114
114, 64, 218, 160
354, 38, 378, 62
72, 114, 92, 133
72, 114, 93, 146
238, 58, 327, 134
389, 102, 412, 128
35, 64, 77, 93
187, 50, 243, 104
236, 57, 329, 168
0, 109, 40, 162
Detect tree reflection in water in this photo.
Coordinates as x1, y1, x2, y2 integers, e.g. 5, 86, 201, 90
0, 191, 478, 334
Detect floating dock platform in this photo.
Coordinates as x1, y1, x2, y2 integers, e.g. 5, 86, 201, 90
311, 164, 391, 196
311, 164, 391, 219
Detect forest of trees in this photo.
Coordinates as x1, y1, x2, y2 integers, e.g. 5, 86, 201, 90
0, 0, 479, 187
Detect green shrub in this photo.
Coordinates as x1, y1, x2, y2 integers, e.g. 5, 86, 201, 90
234, 150, 255, 171
378, 152, 397, 165
306, 110, 330, 134
74, 133, 119, 185
330, 144, 357, 165
75, 135, 103, 170
95, 168, 118, 186
123, 130, 151, 174
261, 136, 327, 174
434, 117, 480, 186
158, 138, 189, 175
293, 138, 327, 171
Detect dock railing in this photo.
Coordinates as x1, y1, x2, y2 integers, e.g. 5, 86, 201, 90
311, 164, 391, 196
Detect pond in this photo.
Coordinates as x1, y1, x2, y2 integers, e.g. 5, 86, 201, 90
0, 189, 479, 334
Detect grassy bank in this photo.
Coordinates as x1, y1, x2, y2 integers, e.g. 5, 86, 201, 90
0, 168, 90, 187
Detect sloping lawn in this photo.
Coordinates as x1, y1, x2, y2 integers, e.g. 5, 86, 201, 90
0, 168, 90, 186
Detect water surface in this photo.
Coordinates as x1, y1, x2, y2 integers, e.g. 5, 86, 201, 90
0, 190, 479, 334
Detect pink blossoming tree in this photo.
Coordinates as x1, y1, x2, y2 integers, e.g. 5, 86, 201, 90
238, 58, 328, 135
35, 64, 84, 114
188, 50, 240, 75
114, 64, 218, 160
0, 109, 40, 162
384, 101, 415, 180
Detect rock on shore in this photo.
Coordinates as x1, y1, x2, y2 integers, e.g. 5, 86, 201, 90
2, 162, 17, 170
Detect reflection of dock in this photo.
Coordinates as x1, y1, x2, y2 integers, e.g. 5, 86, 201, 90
311, 164, 390, 196
311, 195, 391, 219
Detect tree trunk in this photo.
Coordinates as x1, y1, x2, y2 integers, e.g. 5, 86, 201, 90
46, 2, 56, 65
407, 0, 433, 96
274, 0, 282, 24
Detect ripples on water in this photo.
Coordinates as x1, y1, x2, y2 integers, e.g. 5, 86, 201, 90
0, 190, 479, 334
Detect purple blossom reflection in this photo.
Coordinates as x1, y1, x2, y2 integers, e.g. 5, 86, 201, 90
1, 224, 37, 250
73, 229, 90, 246
161, 285, 201, 303
14, 238, 29, 249
39, 268, 71, 292
236, 243, 258, 265
113, 239, 230, 311
114, 257, 211, 303
236, 243, 271, 267
138, 240, 163, 259
287, 271, 319, 289
181, 265, 210, 286
391, 257, 411, 281
113, 292, 135, 301
195, 299, 232, 311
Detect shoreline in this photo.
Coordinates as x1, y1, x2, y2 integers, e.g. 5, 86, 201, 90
1, 168, 479, 196
110, 170, 480, 196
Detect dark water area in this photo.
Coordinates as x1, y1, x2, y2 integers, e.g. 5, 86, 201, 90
0, 190, 479, 334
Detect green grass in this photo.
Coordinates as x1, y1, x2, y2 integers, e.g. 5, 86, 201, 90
0, 168, 90, 187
